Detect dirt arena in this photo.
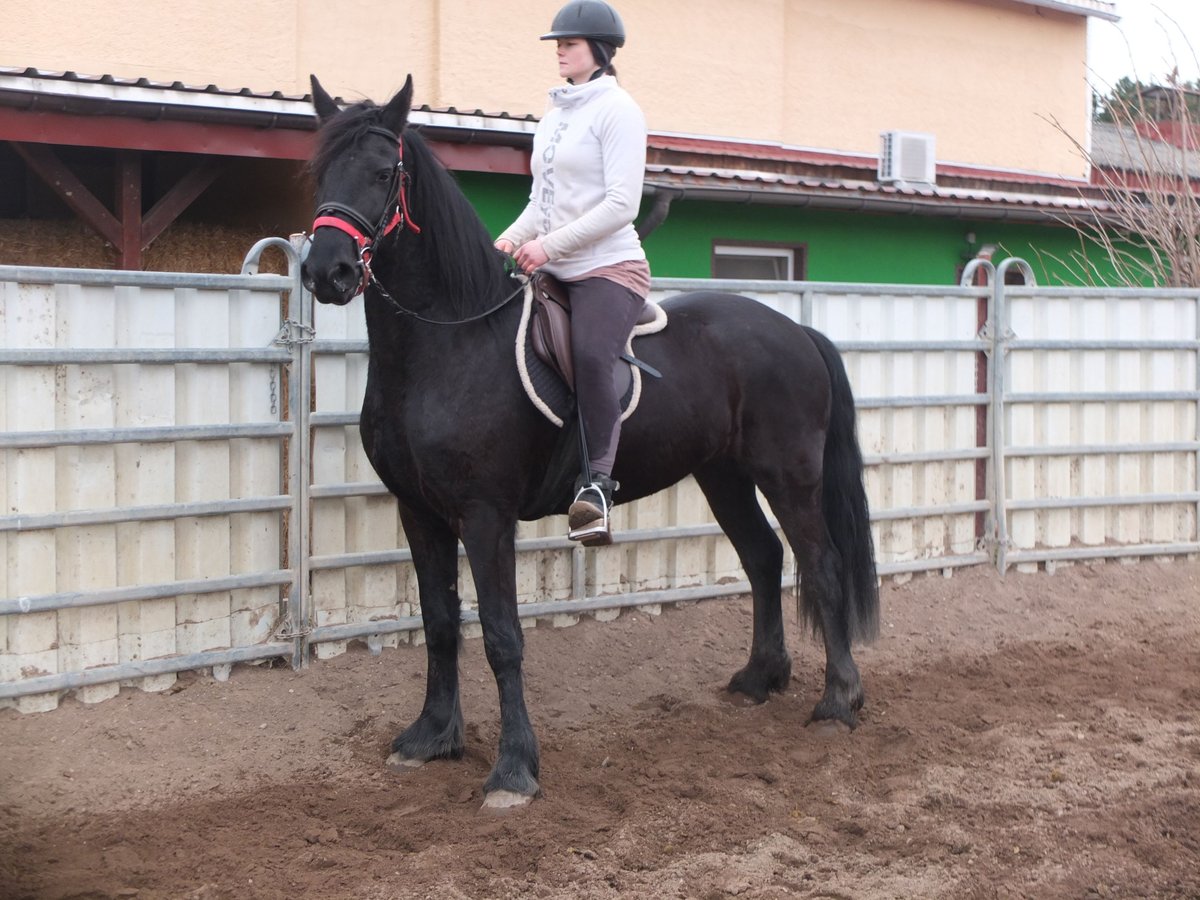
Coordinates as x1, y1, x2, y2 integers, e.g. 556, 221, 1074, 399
2, 558, 1198, 899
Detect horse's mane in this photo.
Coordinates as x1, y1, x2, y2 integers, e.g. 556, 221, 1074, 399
310, 101, 514, 317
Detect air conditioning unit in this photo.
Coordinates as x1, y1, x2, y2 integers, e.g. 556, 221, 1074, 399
879, 130, 936, 185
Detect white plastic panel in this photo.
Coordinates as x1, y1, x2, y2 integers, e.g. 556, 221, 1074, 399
0, 277, 286, 710
1004, 287, 1198, 559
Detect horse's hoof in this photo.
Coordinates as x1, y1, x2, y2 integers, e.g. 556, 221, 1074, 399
809, 693, 862, 731
727, 655, 792, 704
386, 752, 427, 772
806, 718, 854, 738
481, 789, 535, 810
726, 677, 770, 705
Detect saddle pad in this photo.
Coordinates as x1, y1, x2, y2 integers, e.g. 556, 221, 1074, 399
515, 282, 667, 428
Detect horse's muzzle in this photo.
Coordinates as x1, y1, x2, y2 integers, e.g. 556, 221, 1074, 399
301, 258, 360, 306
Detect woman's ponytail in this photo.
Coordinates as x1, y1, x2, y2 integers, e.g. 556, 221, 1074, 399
588, 39, 618, 79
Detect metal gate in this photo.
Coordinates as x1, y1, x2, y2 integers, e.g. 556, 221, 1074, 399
0, 237, 308, 711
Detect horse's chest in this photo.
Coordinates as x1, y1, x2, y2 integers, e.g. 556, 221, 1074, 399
360, 392, 478, 477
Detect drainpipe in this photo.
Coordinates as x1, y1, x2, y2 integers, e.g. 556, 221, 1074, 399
636, 187, 680, 240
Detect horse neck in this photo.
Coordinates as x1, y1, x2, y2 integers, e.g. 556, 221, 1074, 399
357, 143, 520, 360
373, 195, 511, 310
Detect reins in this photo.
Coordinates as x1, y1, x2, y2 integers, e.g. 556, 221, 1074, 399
370, 270, 528, 326
311, 126, 524, 326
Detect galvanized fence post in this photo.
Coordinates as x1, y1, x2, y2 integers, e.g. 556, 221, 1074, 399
242, 235, 314, 669
990, 258, 1036, 574
961, 260, 1002, 570
1194, 288, 1200, 551
290, 234, 315, 668
989, 269, 1009, 574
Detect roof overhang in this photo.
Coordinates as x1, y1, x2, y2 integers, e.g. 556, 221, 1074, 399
1005, 0, 1119, 21
643, 167, 1110, 224
0, 68, 536, 174
644, 133, 1105, 223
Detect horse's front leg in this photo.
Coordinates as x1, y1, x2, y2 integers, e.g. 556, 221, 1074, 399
460, 506, 540, 808
387, 504, 465, 768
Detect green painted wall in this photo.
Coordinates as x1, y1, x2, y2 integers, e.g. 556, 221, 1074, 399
455, 171, 531, 238
456, 173, 1131, 287
640, 200, 1132, 286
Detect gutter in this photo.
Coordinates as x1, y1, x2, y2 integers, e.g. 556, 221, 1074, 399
0, 68, 539, 144
644, 180, 1112, 224
1008, 0, 1119, 21
635, 188, 680, 239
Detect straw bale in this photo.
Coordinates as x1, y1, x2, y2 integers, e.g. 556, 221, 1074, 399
0, 220, 290, 275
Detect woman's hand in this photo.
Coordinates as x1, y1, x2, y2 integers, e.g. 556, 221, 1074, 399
494, 238, 515, 255
513, 239, 549, 273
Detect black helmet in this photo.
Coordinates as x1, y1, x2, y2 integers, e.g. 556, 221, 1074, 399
541, 0, 626, 47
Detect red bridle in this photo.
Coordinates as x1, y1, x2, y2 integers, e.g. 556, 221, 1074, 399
311, 128, 421, 296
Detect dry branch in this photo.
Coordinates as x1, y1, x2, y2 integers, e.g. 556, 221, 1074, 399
1050, 75, 1200, 288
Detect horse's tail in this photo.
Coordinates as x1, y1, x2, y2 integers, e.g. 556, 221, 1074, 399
803, 326, 880, 644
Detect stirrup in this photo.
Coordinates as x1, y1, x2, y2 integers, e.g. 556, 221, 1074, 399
568, 481, 614, 546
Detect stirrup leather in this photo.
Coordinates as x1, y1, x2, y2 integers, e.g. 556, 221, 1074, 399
568, 481, 614, 546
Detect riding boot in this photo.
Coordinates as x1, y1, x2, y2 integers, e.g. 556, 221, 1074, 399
567, 473, 619, 546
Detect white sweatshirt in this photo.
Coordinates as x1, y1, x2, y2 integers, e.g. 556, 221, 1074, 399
499, 75, 647, 280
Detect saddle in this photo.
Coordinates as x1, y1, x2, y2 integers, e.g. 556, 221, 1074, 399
529, 272, 660, 389
516, 273, 667, 429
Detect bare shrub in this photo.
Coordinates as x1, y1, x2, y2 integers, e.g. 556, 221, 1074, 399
1046, 10, 1200, 288
1048, 78, 1199, 287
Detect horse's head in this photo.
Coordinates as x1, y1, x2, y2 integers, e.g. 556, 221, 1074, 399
301, 75, 416, 305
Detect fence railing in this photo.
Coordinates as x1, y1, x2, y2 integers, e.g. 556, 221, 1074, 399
1, 246, 1196, 710
991, 260, 1200, 571
0, 244, 308, 711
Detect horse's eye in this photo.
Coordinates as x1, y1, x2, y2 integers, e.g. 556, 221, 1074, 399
376, 168, 393, 183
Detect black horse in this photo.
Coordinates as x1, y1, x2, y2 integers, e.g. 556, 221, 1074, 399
301, 75, 879, 808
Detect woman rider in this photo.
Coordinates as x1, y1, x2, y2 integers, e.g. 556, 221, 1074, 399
495, 0, 649, 546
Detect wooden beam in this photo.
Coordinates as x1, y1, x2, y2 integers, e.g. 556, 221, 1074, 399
115, 151, 142, 269
0, 107, 315, 160
9, 144, 227, 269
2, 107, 537, 174
11, 142, 121, 247
141, 158, 224, 249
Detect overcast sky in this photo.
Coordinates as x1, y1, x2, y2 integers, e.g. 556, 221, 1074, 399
1087, 0, 1200, 88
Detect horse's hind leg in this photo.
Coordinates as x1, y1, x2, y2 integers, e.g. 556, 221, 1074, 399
695, 461, 791, 702
764, 483, 865, 728
387, 505, 465, 768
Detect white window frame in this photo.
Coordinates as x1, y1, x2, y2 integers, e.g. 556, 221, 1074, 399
712, 244, 797, 281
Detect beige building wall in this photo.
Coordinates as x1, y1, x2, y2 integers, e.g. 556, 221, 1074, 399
4, 0, 1090, 178
779, 0, 1089, 176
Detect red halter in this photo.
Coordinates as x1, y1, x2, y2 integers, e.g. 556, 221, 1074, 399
311, 130, 421, 296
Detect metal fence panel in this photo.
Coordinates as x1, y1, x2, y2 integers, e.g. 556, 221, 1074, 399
998, 282, 1200, 570
0, 262, 298, 711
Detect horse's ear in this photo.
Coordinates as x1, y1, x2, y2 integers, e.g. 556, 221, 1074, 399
310, 75, 341, 122
381, 75, 414, 136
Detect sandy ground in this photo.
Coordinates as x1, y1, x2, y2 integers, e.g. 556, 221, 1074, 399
2, 558, 1199, 899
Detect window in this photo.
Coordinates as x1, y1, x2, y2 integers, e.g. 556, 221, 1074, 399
712, 242, 805, 281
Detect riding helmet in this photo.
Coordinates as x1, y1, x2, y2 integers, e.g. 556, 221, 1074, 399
541, 0, 626, 47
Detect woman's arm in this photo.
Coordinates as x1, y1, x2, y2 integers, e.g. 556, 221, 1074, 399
496, 196, 540, 251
